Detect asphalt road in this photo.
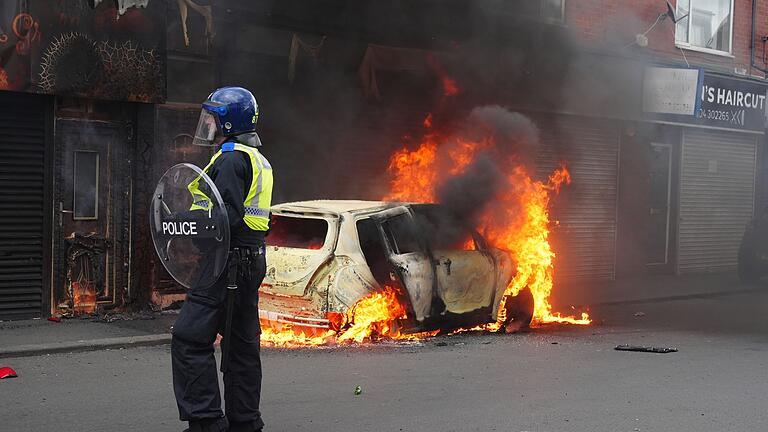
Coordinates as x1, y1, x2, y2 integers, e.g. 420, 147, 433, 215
2, 290, 768, 432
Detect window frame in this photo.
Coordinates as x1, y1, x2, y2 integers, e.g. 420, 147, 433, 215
675, 0, 735, 56
72, 150, 99, 221
380, 213, 422, 256
540, 0, 566, 24
266, 214, 332, 250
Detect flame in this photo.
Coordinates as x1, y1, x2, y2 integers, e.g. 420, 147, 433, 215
336, 289, 406, 343
442, 77, 459, 96
259, 326, 333, 347
423, 113, 433, 129
383, 120, 589, 327
260, 287, 436, 348
259, 73, 587, 348
386, 136, 438, 203
426, 53, 460, 97
72, 284, 97, 314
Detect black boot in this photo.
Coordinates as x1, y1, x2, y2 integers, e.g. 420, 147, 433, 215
185, 416, 229, 432
229, 420, 264, 432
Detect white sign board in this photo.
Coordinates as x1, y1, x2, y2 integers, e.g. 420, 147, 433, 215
643, 67, 701, 116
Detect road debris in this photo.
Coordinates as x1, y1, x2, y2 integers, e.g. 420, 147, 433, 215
615, 344, 677, 354
0, 366, 18, 379
633, 312, 646, 317
354, 385, 362, 395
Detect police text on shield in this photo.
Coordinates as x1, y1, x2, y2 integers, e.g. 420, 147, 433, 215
163, 221, 198, 236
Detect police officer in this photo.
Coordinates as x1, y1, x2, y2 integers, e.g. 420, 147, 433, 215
172, 87, 272, 432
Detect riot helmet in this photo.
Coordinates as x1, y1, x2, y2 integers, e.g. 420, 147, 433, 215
193, 87, 260, 147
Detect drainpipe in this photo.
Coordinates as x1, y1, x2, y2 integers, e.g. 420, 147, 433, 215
751, 0, 768, 75
753, 2, 768, 220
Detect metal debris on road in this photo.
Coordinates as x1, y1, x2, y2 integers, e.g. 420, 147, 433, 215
354, 385, 362, 395
615, 344, 677, 354
0, 366, 18, 379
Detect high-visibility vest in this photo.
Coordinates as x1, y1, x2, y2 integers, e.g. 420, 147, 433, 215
188, 142, 273, 231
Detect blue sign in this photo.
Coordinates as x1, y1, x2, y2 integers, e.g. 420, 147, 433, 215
647, 73, 767, 133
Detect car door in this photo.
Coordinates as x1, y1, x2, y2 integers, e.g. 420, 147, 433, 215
409, 205, 497, 315
432, 238, 496, 315
373, 207, 435, 322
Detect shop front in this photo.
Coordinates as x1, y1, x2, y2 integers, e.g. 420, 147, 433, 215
640, 68, 766, 275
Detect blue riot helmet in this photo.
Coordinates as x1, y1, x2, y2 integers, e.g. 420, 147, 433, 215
192, 87, 261, 147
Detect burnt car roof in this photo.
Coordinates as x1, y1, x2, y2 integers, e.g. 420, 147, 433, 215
272, 200, 404, 216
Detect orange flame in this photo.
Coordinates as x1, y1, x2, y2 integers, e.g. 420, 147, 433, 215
442, 77, 459, 96
260, 287, 435, 347
383, 123, 589, 326
386, 136, 438, 203
336, 289, 407, 343
426, 53, 460, 97
423, 113, 433, 129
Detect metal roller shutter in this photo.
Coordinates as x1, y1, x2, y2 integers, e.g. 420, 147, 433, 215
678, 129, 757, 273
0, 93, 48, 319
537, 116, 619, 280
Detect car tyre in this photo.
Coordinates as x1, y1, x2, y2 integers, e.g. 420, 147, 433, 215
502, 287, 534, 333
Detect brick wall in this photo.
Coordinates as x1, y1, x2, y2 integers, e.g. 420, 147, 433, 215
566, 0, 768, 77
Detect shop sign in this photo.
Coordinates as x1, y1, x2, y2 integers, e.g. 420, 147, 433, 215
643, 67, 702, 115
644, 67, 768, 133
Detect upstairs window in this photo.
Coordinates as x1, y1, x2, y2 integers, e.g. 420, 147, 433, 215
506, 0, 565, 23
540, 0, 565, 23
675, 0, 733, 54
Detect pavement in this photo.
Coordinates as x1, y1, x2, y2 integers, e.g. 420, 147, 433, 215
551, 271, 757, 308
0, 312, 177, 359
1, 284, 767, 432
0, 271, 759, 359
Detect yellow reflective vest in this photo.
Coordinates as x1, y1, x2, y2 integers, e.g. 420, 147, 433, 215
188, 143, 274, 231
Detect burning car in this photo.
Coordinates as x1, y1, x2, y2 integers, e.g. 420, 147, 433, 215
258, 200, 534, 336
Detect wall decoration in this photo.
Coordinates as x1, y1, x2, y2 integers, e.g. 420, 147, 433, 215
0, 0, 165, 102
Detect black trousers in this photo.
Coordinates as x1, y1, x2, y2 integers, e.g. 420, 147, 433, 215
171, 247, 266, 431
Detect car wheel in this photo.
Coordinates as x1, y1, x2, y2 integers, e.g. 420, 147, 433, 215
738, 230, 761, 283
502, 287, 534, 333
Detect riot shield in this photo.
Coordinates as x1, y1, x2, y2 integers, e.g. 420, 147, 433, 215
150, 163, 230, 290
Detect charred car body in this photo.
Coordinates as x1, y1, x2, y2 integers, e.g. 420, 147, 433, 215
259, 200, 533, 334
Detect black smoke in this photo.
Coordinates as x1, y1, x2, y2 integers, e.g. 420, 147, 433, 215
438, 105, 539, 220
411, 105, 541, 247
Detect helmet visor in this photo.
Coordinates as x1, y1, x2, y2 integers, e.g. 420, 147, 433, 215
192, 109, 219, 147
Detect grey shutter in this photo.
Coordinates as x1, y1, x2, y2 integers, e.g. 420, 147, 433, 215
678, 128, 757, 273
0, 93, 48, 319
537, 116, 619, 280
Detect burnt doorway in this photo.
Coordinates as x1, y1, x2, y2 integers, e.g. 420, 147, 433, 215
647, 143, 673, 272
54, 120, 129, 315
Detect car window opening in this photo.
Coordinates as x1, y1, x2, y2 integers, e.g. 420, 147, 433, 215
381, 213, 421, 254
356, 218, 391, 285
267, 215, 328, 250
